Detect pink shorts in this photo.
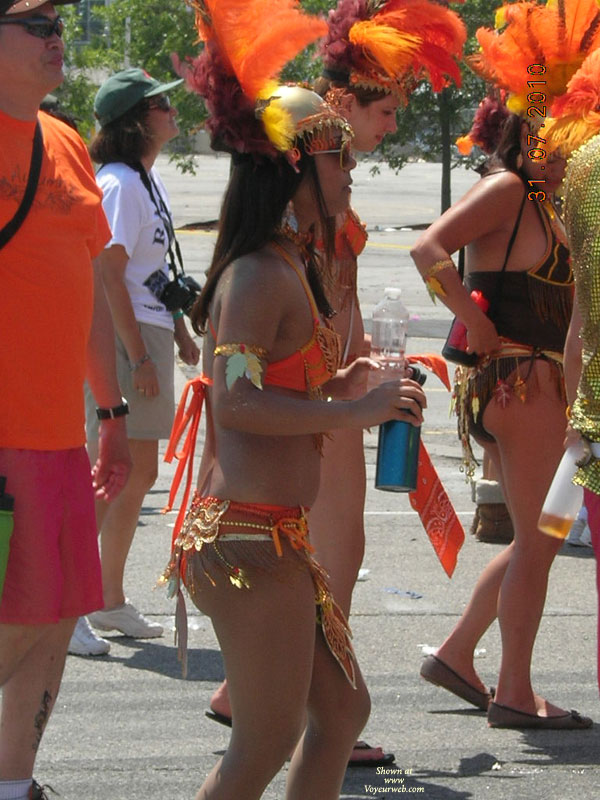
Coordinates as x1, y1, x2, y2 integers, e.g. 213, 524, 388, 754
583, 488, 600, 694
0, 447, 103, 625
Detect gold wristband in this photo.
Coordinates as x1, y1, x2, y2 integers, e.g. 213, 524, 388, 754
424, 258, 455, 280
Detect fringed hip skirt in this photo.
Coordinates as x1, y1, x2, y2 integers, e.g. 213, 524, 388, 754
160, 492, 357, 688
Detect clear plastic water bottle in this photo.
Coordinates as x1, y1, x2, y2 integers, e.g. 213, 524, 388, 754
371, 289, 422, 493
370, 287, 409, 384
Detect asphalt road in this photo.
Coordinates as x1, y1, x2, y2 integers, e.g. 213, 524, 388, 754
35, 156, 600, 800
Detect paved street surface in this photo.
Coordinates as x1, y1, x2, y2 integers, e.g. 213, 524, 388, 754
36, 157, 599, 799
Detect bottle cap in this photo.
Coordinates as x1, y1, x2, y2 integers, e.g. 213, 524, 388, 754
384, 287, 402, 299
0, 493, 13, 512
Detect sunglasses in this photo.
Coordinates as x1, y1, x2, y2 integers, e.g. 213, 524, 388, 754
314, 139, 353, 169
144, 95, 171, 113
0, 15, 64, 39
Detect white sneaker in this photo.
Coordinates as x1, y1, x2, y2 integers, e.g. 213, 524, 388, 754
68, 616, 111, 656
88, 600, 163, 638
567, 518, 593, 548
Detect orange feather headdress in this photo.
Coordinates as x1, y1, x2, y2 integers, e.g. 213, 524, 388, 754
469, 0, 600, 118
321, 0, 466, 102
175, 0, 353, 160
545, 47, 600, 154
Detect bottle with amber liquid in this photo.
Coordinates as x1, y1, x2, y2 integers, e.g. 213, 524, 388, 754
538, 444, 585, 539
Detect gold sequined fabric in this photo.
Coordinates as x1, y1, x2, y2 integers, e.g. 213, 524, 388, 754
160, 493, 357, 688
564, 133, 600, 494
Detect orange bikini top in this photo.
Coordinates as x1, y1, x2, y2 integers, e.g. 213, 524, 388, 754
164, 244, 342, 540
335, 207, 368, 259
209, 243, 341, 395
261, 243, 341, 393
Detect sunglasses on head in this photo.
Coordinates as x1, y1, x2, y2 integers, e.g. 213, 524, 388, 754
144, 95, 171, 113
0, 15, 64, 39
314, 139, 353, 169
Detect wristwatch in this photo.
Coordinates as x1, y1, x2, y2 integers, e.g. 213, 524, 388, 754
96, 398, 130, 420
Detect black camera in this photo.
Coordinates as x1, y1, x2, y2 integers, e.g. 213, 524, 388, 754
145, 270, 202, 317
160, 274, 202, 316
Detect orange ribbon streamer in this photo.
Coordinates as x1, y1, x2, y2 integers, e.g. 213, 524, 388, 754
406, 353, 464, 577
407, 352, 451, 391
408, 441, 465, 577
162, 374, 212, 547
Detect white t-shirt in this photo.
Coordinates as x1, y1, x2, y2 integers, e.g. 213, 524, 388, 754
97, 162, 174, 330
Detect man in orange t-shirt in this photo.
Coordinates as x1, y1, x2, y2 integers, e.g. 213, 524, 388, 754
0, 2, 131, 799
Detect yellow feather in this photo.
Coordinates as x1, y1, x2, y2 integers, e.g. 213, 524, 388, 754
261, 102, 296, 152
495, 7, 507, 30
506, 93, 528, 115
546, 114, 600, 154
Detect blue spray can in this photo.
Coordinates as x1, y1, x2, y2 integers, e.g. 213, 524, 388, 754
371, 289, 423, 492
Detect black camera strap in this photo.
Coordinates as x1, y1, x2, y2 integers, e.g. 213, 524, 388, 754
127, 161, 187, 280
0, 121, 43, 251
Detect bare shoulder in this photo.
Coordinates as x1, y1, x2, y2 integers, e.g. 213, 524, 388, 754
228, 248, 297, 294
413, 169, 529, 256
436, 170, 526, 238
457, 170, 525, 213
214, 246, 300, 320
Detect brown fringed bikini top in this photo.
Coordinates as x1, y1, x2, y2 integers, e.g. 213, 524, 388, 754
465, 199, 573, 353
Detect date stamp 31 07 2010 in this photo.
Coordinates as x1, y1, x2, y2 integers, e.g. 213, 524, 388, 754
525, 62, 548, 203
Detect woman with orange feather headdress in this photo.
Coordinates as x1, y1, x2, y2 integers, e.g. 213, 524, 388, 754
411, 0, 600, 730
159, 0, 427, 797
296, 0, 468, 766
546, 45, 600, 694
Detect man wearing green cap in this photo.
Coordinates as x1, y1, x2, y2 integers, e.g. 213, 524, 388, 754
0, 3, 131, 798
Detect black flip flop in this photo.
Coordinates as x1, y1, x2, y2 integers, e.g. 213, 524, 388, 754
205, 710, 233, 728
206, 710, 396, 768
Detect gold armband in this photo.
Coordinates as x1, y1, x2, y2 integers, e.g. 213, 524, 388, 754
214, 343, 267, 390
422, 258, 455, 302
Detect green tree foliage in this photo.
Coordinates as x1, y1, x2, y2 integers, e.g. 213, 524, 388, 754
56, 0, 206, 160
